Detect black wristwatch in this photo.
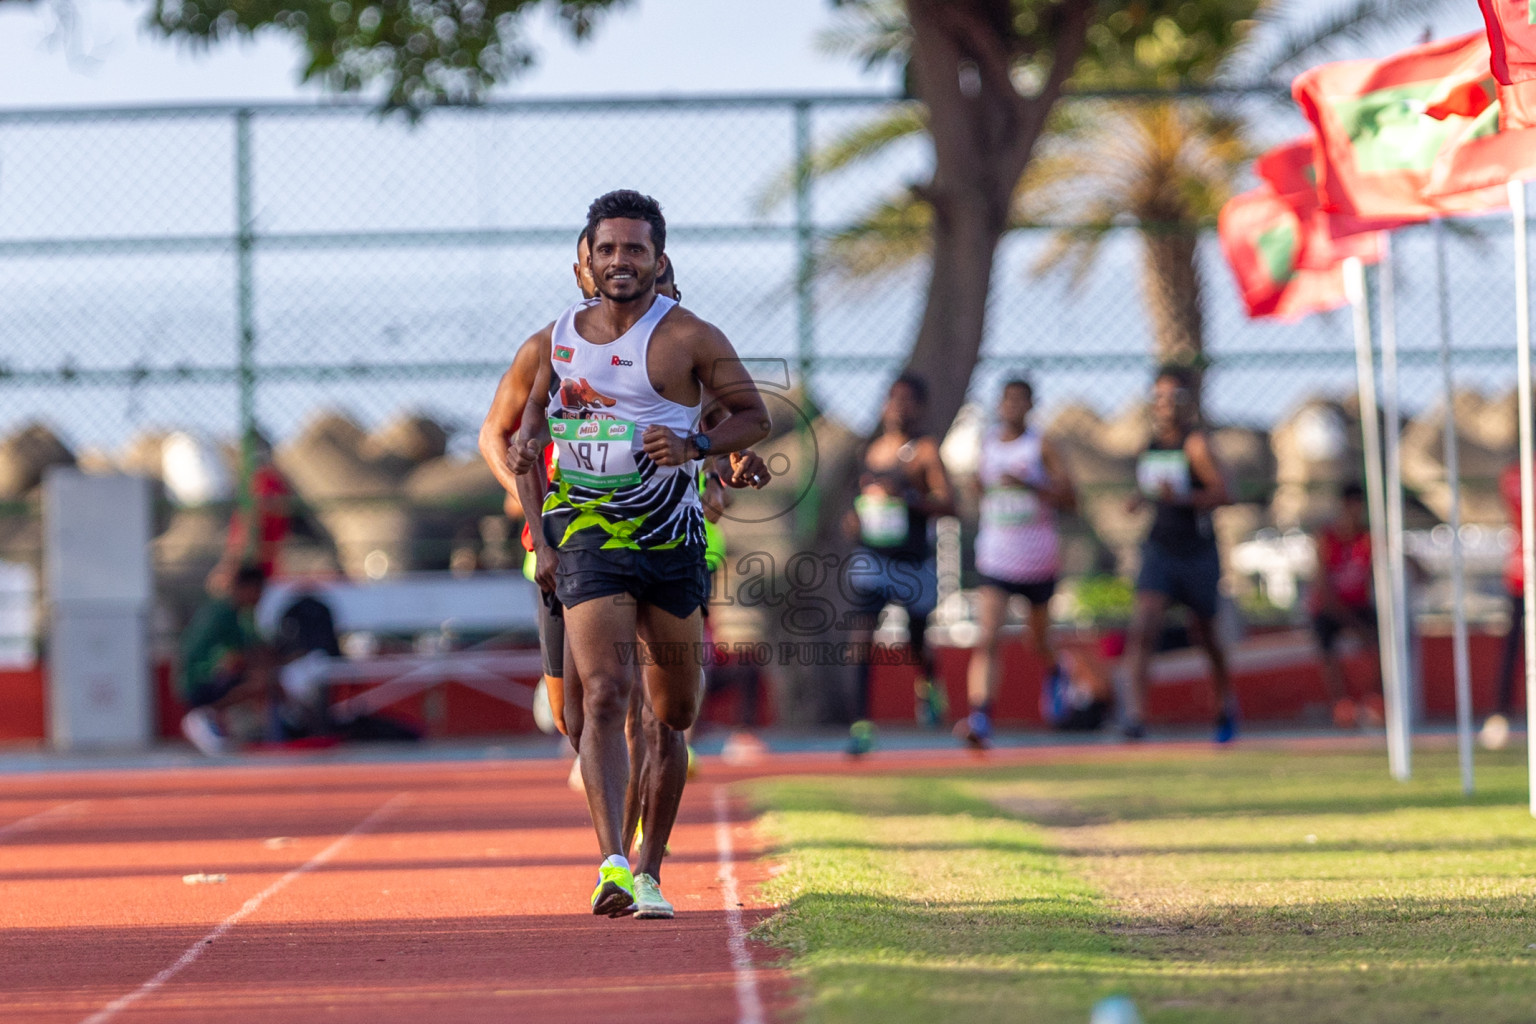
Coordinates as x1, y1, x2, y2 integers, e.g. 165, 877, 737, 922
688, 432, 713, 459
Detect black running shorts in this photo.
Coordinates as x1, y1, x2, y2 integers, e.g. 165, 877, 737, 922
537, 587, 565, 680
555, 543, 710, 620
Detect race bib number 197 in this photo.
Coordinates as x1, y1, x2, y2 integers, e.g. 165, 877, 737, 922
549, 418, 642, 489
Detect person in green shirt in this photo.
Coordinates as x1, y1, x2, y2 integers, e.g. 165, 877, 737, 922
179, 562, 272, 755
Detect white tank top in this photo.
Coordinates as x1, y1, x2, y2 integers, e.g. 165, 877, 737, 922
543, 295, 705, 552
975, 425, 1059, 583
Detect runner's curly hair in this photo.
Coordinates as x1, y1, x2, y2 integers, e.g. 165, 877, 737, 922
584, 190, 666, 256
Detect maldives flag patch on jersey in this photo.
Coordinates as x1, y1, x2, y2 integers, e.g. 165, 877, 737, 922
553, 344, 574, 362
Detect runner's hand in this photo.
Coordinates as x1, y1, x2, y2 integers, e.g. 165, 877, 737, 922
533, 544, 558, 594
725, 450, 771, 489
641, 425, 690, 466
507, 436, 542, 475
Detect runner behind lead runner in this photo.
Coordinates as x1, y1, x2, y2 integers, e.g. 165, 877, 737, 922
509, 190, 770, 919
478, 229, 598, 738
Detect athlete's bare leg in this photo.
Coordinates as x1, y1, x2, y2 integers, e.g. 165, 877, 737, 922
965, 585, 1008, 711
1123, 590, 1168, 730
631, 603, 704, 882
564, 595, 639, 861
561, 630, 584, 749
622, 682, 646, 854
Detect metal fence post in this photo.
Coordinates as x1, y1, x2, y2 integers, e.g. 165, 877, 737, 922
793, 99, 819, 539
235, 108, 257, 555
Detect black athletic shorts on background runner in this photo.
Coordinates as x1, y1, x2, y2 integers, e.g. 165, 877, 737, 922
537, 587, 565, 679
555, 543, 710, 620
976, 574, 1057, 607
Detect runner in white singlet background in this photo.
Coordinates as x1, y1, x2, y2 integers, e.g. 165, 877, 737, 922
957, 378, 1076, 749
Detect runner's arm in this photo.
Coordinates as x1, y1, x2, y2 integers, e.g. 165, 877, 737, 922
1184, 431, 1231, 510
1040, 437, 1077, 513
508, 325, 556, 475
643, 322, 770, 466
915, 438, 956, 517
478, 335, 545, 496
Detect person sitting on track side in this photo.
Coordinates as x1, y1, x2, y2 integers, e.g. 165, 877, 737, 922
179, 562, 274, 756
508, 190, 771, 919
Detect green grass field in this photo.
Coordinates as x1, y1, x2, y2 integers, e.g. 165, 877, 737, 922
749, 744, 1536, 1024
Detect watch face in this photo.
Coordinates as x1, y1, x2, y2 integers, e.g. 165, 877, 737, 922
694, 433, 712, 453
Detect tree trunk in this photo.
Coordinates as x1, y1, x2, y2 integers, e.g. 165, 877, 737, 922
899, 0, 1094, 439
1139, 226, 1206, 398
1140, 227, 1205, 366
791, 0, 1095, 724
808, 0, 1090, 556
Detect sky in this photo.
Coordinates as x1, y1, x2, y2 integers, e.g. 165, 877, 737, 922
0, 0, 899, 106
0, 1, 1492, 109
0, 0, 1511, 452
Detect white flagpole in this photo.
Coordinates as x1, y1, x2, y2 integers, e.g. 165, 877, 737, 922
1511, 179, 1536, 818
1346, 256, 1407, 780
1378, 233, 1413, 781
1433, 218, 1475, 795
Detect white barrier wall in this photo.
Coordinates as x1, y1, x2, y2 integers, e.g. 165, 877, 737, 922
44, 469, 153, 749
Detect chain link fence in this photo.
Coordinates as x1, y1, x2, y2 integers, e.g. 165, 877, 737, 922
0, 92, 1528, 633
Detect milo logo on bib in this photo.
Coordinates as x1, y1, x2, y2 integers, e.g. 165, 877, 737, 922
550, 417, 642, 489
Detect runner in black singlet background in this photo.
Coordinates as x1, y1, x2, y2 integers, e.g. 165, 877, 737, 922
1122, 366, 1235, 743
843, 373, 955, 755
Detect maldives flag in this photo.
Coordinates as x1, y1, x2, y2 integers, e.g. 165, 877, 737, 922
1254, 138, 1393, 255
1426, 81, 1536, 195
1293, 32, 1513, 221
1478, 0, 1536, 85
1218, 186, 1351, 321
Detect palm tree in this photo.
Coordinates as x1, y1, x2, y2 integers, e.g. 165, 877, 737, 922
786, 0, 1458, 391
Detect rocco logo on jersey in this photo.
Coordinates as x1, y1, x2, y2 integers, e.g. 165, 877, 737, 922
610, 355, 634, 367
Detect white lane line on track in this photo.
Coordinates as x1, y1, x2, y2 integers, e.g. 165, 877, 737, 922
712, 785, 765, 1024
0, 801, 89, 841
78, 791, 412, 1024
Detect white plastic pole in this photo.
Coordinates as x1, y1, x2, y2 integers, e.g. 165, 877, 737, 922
1378, 234, 1414, 781
1346, 256, 1407, 781
1511, 179, 1536, 818
1433, 218, 1475, 796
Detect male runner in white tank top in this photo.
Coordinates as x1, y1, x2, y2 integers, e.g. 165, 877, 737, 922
958, 378, 1076, 748
509, 190, 770, 919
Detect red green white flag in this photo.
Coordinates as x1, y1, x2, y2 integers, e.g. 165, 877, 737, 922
1478, 0, 1536, 85
1218, 186, 1351, 322
1293, 32, 1516, 221
1254, 138, 1394, 253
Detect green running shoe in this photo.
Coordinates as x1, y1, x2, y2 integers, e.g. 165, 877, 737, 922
846, 719, 876, 756
915, 677, 948, 729
591, 861, 636, 918
633, 873, 674, 919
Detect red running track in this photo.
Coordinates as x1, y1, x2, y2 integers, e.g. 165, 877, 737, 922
0, 757, 785, 1024
0, 736, 1395, 1023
